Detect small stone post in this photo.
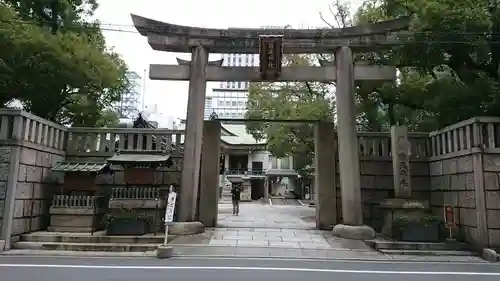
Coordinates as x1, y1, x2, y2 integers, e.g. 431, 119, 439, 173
391, 125, 412, 198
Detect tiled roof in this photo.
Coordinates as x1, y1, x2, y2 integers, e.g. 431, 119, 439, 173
221, 124, 267, 145
52, 162, 110, 173
107, 150, 171, 164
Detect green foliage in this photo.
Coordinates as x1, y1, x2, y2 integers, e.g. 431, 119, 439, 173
0, 1, 128, 126
245, 54, 335, 158
247, 0, 500, 172
393, 213, 439, 228
353, 0, 500, 130
102, 203, 153, 228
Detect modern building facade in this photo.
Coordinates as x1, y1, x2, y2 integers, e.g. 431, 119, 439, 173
203, 26, 286, 120
204, 53, 258, 119
218, 124, 299, 202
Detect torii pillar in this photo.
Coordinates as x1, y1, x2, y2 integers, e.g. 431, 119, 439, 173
177, 45, 208, 222
332, 46, 375, 240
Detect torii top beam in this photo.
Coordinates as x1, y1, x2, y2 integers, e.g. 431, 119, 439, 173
130, 14, 410, 54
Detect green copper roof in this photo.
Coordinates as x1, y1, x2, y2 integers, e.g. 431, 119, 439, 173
107, 150, 171, 164
221, 124, 266, 145
52, 162, 110, 173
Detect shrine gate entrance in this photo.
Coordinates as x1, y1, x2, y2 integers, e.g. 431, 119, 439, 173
132, 15, 408, 239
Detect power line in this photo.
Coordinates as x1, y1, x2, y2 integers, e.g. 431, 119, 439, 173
3, 18, 500, 45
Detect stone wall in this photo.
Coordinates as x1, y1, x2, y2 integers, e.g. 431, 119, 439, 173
429, 155, 476, 242
333, 133, 430, 231
333, 157, 430, 231
0, 110, 67, 248
3, 108, 500, 250
482, 154, 500, 247
426, 117, 500, 249
0, 147, 12, 234
13, 146, 64, 235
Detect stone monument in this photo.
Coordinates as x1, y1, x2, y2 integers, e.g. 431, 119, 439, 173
378, 125, 432, 240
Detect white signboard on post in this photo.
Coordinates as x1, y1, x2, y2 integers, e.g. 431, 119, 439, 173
163, 186, 177, 246
166, 191, 177, 223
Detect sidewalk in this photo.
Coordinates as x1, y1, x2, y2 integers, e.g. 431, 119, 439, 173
2, 245, 487, 263
170, 244, 487, 262
0, 202, 489, 263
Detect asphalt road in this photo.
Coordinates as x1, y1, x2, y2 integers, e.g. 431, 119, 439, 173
0, 256, 499, 281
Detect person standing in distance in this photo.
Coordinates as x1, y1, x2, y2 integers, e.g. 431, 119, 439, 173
231, 183, 242, 215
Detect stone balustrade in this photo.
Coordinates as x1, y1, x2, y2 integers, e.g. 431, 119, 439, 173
0, 109, 185, 157
48, 195, 106, 233
66, 127, 185, 157
357, 132, 430, 159
111, 187, 160, 200
109, 187, 163, 209
0, 109, 67, 150
429, 117, 500, 158
51, 195, 100, 208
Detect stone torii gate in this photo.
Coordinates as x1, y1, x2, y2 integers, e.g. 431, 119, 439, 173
132, 15, 408, 239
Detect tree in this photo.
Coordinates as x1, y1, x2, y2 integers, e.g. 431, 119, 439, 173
0, 1, 127, 127
351, 0, 500, 130
245, 54, 335, 161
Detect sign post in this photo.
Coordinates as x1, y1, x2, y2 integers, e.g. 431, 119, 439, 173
157, 185, 176, 259
164, 185, 177, 246
444, 205, 456, 240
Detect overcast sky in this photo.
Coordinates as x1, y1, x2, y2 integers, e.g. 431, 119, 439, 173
94, 0, 364, 120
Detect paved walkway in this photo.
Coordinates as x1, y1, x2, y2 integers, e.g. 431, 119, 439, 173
217, 201, 315, 229
211, 202, 375, 251
2, 202, 487, 262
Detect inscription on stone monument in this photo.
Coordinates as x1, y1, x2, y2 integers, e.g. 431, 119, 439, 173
397, 137, 410, 195
391, 126, 412, 198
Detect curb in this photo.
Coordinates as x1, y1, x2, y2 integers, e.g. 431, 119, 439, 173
0, 250, 490, 263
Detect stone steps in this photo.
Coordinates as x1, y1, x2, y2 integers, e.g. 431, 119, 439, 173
378, 249, 477, 256
19, 232, 174, 244
12, 241, 160, 252
370, 240, 470, 251
367, 240, 477, 257
11, 231, 176, 252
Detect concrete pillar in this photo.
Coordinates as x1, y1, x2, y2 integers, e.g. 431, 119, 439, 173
198, 121, 221, 227
247, 151, 252, 172
224, 153, 229, 171
332, 46, 375, 239
314, 122, 337, 230
178, 45, 209, 222
1, 115, 23, 250
264, 178, 269, 199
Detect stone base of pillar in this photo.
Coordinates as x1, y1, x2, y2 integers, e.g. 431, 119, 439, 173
156, 245, 173, 259
332, 224, 375, 240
